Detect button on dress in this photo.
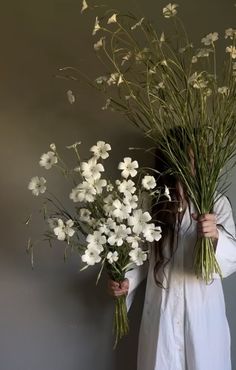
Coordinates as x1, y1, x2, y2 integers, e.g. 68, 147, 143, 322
125, 195, 236, 370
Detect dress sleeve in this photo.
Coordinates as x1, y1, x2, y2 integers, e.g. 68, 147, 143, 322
213, 195, 236, 278
124, 262, 148, 312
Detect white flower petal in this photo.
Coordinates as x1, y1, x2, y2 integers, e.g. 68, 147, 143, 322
163, 3, 178, 18
142, 175, 156, 190
28, 176, 47, 196
39, 151, 58, 170
107, 13, 117, 24
81, 0, 88, 13
92, 17, 101, 36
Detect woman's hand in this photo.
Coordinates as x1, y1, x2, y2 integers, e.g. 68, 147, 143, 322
192, 213, 219, 239
107, 278, 129, 298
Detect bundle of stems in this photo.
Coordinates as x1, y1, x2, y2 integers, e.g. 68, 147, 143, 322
75, 3, 236, 282
113, 295, 129, 347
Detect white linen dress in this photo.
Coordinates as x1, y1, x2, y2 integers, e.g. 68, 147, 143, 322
125, 194, 236, 370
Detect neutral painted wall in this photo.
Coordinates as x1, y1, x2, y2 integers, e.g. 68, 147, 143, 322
0, 1, 235, 369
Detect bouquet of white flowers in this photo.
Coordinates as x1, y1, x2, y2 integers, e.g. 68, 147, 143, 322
66, 1, 236, 283
27, 140, 167, 347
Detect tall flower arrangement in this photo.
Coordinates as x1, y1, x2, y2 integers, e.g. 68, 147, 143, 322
27, 141, 165, 347
69, 1, 236, 283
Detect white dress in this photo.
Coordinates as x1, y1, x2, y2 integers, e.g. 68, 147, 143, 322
125, 195, 236, 370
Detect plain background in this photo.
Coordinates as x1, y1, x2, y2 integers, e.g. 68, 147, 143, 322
0, 0, 236, 369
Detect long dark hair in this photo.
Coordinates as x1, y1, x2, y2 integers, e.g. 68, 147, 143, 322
152, 127, 191, 288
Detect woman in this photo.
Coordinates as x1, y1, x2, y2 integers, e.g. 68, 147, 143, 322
108, 135, 236, 370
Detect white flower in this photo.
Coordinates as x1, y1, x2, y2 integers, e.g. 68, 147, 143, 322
70, 182, 96, 203
118, 157, 139, 178
106, 73, 124, 86
79, 208, 91, 223
123, 193, 138, 209
50, 143, 56, 151
191, 56, 198, 63
148, 66, 156, 75
94, 37, 105, 51
99, 218, 116, 235
107, 218, 116, 229
81, 247, 102, 265
65, 220, 75, 237
112, 199, 132, 220
107, 224, 131, 246
196, 80, 208, 89
107, 73, 119, 86
53, 219, 75, 241
201, 32, 218, 46
98, 224, 110, 236
92, 16, 101, 36
117, 74, 124, 86
226, 45, 236, 59
204, 88, 212, 97
121, 52, 132, 66
161, 59, 168, 66
188, 72, 208, 89
225, 28, 236, 40
107, 13, 117, 24
135, 48, 149, 62
129, 247, 147, 266
81, 0, 88, 13
81, 157, 104, 180
127, 235, 141, 249
128, 209, 152, 235
196, 48, 211, 58
158, 81, 165, 89
54, 222, 66, 240
86, 231, 106, 252
90, 141, 111, 159
142, 175, 156, 190
67, 90, 75, 104
95, 75, 108, 85
160, 32, 165, 43
28, 176, 46, 196
106, 183, 114, 192
107, 251, 119, 264
103, 194, 115, 216
131, 17, 144, 30
39, 151, 57, 169
218, 86, 230, 96
118, 179, 136, 195
163, 3, 178, 18
87, 178, 107, 194
164, 185, 171, 201
143, 224, 162, 242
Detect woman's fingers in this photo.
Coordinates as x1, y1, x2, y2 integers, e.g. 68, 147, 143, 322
120, 278, 129, 290
108, 280, 119, 288
107, 278, 129, 297
192, 213, 218, 239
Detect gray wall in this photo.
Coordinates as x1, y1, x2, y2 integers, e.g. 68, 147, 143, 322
0, 1, 235, 369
